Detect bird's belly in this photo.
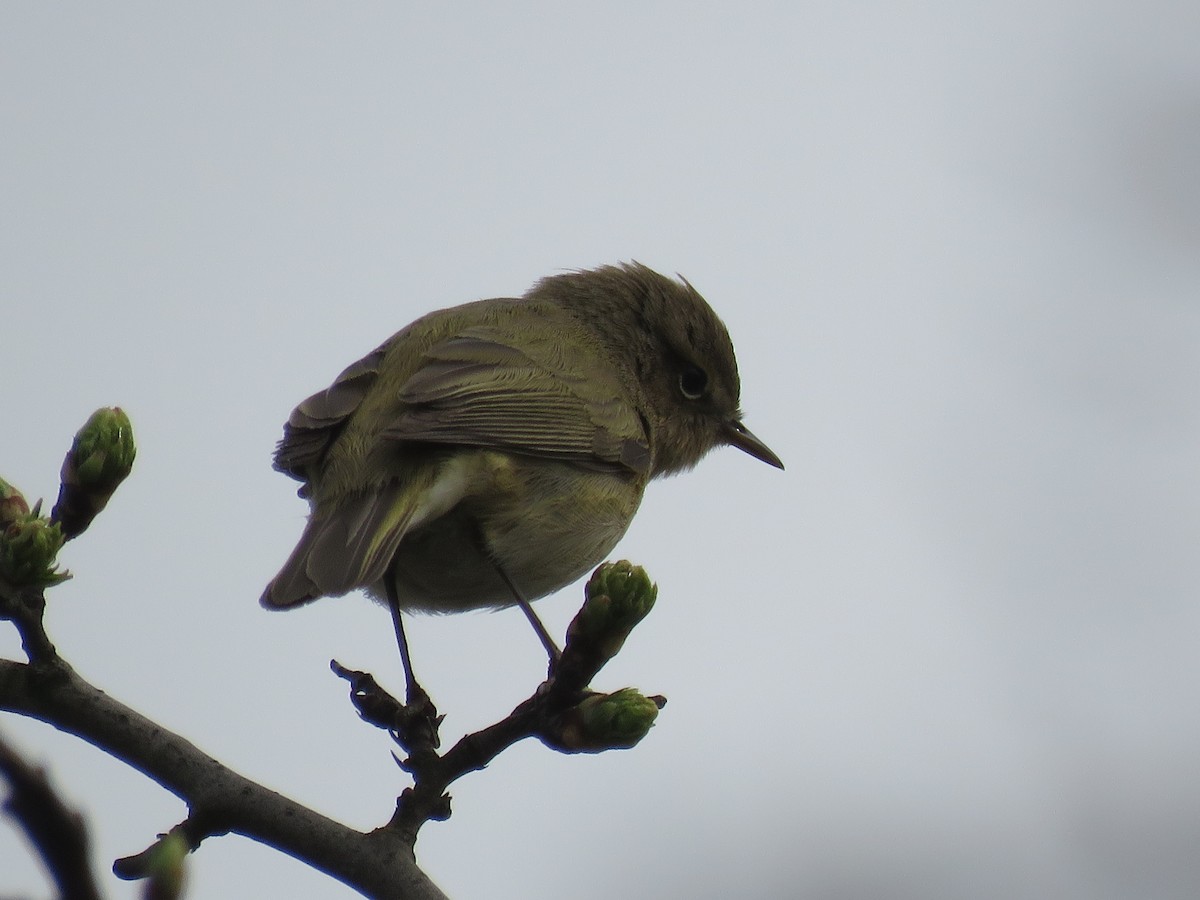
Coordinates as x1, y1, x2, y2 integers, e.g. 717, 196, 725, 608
382, 462, 643, 613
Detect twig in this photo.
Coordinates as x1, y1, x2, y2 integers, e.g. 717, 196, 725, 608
0, 576, 57, 664
333, 562, 666, 847
0, 729, 104, 900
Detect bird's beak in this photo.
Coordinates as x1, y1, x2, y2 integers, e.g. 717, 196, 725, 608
723, 419, 784, 470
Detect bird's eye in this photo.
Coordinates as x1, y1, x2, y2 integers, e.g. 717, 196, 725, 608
679, 364, 708, 400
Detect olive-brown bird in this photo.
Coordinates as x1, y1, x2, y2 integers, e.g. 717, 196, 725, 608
261, 263, 782, 645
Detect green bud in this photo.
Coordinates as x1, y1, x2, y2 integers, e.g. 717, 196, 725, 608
52, 407, 136, 540
0, 514, 69, 587
0, 477, 30, 529
144, 831, 188, 900
550, 688, 661, 753
565, 561, 657, 661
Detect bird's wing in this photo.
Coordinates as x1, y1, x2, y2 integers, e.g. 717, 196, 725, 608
272, 344, 387, 485
383, 324, 652, 475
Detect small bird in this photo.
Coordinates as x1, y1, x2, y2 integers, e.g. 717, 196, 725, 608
261, 263, 782, 656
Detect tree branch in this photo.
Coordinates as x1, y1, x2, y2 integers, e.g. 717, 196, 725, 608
335, 561, 667, 845
0, 653, 448, 899
0, 558, 664, 898
0, 729, 103, 900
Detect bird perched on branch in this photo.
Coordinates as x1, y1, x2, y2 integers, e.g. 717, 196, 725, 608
262, 262, 783, 669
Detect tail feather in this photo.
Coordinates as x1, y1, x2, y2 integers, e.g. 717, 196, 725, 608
260, 482, 419, 609
260, 522, 325, 608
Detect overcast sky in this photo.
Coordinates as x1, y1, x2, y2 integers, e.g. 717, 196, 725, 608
3, 4, 1199, 899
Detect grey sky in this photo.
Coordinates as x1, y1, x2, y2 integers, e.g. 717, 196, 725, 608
3, 4, 1199, 899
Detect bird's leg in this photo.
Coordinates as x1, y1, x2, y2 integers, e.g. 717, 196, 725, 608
493, 559, 562, 666
385, 567, 425, 705
381, 564, 442, 764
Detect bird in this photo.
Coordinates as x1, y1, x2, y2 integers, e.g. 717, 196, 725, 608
261, 262, 782, 672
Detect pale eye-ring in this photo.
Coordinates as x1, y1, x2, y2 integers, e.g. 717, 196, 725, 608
679, 364, 708, 400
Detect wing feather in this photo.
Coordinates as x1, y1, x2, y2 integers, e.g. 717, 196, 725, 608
383, 328, 650, 474
272, 345, 387, 482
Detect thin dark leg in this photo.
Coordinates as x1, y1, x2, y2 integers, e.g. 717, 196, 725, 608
493, 560, 561, 664
385, 567, 422, 703
381, 564, 440, 756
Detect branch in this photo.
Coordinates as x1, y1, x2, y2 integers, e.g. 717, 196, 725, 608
0, 652, 448, 899
335, 561, 666, 845
0, 560, 662, 899
0, 729, 103, 900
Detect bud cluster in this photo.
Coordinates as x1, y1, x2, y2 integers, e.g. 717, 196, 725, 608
52, 407, 136, 540
565, 560, 658, 663
547, 687, 662, 752
0, 479, 68, 587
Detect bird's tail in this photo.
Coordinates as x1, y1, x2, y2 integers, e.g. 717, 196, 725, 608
260, 483, 417, 609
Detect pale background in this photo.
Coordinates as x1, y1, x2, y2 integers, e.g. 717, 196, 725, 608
3, 4, 1199, 899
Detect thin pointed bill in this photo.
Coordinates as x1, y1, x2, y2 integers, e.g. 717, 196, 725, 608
723, 420, 784, 470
